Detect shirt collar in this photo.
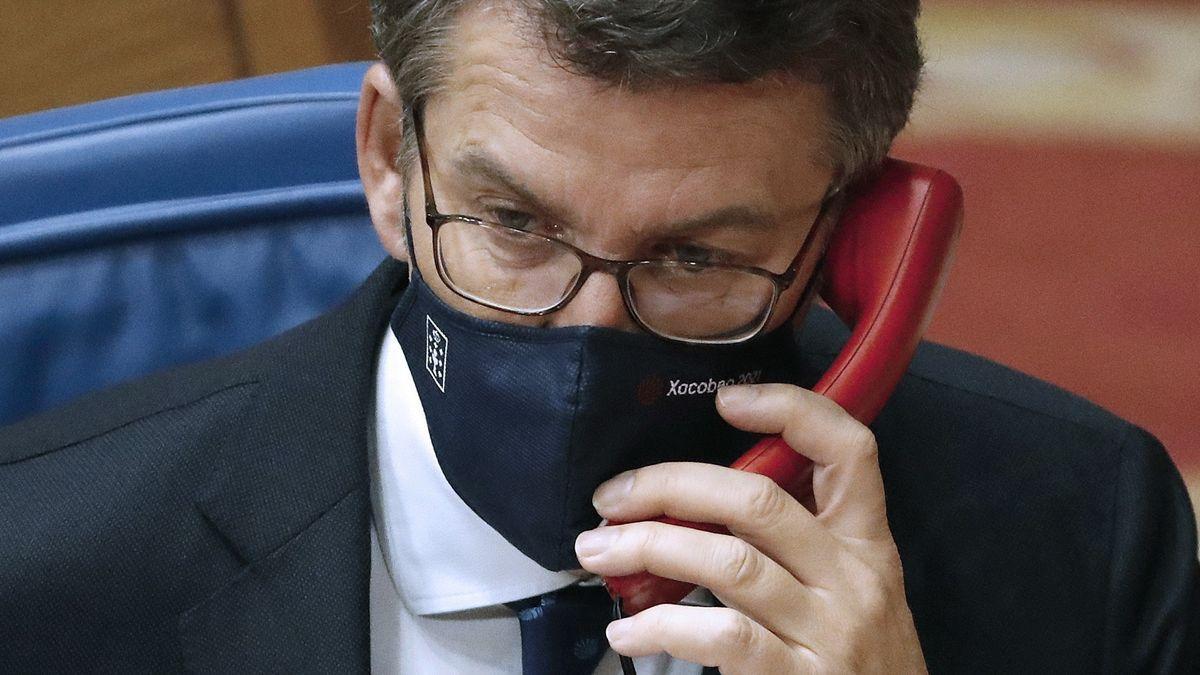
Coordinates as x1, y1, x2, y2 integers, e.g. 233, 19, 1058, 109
371, 327, 585, 616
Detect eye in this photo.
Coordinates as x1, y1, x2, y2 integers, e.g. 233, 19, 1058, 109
488, 207, 540, 233
660, 242, 729, 266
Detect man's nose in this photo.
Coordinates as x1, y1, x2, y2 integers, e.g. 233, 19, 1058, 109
546, 271, 640, 331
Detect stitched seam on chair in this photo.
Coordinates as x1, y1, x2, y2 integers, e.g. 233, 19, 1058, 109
5, 181, 362, 227
0, 94, 357, 150
0, 181, 366, 263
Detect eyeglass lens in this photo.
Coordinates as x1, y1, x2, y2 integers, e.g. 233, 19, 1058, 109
436, 219, 584, 312
435, 218, 778, 342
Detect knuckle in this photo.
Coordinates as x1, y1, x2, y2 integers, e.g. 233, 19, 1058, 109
642, 604, 673, 635
844, 424, 879, 462
784, 386, 812, 416
717, 537, 762, 589
634, 522, 664, 555
626, 465, 650, 496
857, 571, 893, 622
714, 608, 758, 652
744, 474, 789, 524
643, 464, 679, 500
780, 382, 805, 402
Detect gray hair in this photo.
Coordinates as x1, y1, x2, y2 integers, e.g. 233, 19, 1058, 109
370, 0, 923, 187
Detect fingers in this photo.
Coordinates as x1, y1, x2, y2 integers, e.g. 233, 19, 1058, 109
576, 520, 819, 635
715, 383, 890, 540
592, 462, 843, 586
606, 604, 815, 675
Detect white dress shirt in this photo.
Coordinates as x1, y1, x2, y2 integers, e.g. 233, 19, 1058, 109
369, 326, 709, 674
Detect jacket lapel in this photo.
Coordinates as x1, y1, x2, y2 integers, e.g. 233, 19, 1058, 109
179, 258, 408, 673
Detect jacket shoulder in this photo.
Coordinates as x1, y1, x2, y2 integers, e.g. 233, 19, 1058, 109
0, 348, 261, 466
801, 307, 1125, 435
892, 341, 1197, 671
800, 320, 1197, 670
0, 341, 267, 670
902, 339, 1128, 437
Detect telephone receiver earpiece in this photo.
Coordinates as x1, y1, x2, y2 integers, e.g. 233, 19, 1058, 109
603, 158, 965, 614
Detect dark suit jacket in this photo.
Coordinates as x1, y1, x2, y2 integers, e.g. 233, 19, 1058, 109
2, 258, 1197, 673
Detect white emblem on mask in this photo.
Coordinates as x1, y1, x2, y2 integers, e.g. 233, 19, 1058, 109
425, 315, 448, 392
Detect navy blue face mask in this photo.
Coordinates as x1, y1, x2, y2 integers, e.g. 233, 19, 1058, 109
390, 270, 802, 571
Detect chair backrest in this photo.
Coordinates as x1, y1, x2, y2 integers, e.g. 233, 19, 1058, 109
0, 62, 384, 426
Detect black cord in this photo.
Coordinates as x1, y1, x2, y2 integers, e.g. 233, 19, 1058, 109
612, 597, 637, 675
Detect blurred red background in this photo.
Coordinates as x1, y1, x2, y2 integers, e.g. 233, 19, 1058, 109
897, 0, 1199, 506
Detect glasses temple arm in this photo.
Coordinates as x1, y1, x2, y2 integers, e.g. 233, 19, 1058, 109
407, 102, 441, 219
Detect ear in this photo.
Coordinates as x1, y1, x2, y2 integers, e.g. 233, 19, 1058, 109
356, 62, 409, 262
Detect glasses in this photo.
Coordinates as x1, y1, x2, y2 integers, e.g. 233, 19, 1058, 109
409, 105, 828, 345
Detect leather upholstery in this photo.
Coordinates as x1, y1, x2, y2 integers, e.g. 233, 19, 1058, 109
0, 62, 384, 426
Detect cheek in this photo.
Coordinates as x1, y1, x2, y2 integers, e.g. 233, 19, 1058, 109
763, 281, 811, 332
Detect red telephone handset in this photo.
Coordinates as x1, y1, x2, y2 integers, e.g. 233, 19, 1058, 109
604, 158, 964, 614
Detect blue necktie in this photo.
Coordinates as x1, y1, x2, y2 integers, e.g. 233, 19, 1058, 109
505, 584, 613, 675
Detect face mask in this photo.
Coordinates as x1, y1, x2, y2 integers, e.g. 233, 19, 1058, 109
389, 270, 803, 571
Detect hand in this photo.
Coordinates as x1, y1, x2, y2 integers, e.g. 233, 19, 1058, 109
574, 383, 926, 673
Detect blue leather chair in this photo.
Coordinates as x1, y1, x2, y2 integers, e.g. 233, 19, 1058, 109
0, 62, 385, 426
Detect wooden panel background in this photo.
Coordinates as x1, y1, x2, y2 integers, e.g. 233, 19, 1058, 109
0, 0, 376, 118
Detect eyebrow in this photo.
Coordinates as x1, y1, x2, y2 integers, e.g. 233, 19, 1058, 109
451, 148, 570, 221
450, 147, 785, 236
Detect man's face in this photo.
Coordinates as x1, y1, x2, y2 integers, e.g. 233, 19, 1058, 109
366, 3, 836, 335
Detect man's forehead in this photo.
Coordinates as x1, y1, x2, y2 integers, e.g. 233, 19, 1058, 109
436, 2, 831, 160
418, 1, 834, 231
449, 144, 803, 234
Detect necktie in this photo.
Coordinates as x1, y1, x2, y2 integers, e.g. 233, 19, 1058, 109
505, 583, 613, 675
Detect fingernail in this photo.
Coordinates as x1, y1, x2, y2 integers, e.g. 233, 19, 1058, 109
575, 527, 617, 558
606, 618, 631, 644
593, 471, 634, 511
717, 384, 756, 408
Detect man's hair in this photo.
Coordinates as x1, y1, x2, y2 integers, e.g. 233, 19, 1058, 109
370, 0, 923, 186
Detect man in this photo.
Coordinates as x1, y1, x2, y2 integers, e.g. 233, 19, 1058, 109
1, 1, 1196, 673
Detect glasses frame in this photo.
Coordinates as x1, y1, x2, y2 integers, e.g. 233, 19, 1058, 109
408, 103, 830, 344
